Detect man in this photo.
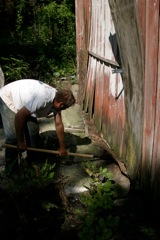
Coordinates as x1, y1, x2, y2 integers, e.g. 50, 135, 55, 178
0, 79, 75, 172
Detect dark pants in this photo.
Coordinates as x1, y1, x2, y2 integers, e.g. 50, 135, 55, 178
0, 97, 41, 163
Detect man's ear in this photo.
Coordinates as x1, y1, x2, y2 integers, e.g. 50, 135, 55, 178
57, 102, 65, 110
60, 102, 65, 108
54, 100, 65, 110
53, 100, 60, 108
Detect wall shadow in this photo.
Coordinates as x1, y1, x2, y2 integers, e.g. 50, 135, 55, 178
109, 33, 121, 67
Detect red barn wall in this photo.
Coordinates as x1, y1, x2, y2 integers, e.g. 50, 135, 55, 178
75, 0, 160, 202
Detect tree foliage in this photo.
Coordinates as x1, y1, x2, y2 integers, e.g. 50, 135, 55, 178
0, 0, 76, 83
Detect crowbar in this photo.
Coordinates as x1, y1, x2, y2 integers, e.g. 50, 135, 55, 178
2, 143, 108, 159
2, 144, 129, 177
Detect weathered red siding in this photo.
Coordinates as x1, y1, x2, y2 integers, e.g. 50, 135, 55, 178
138, 0, 160, 200
81, 0, 125, 159
75, 0, 160, 202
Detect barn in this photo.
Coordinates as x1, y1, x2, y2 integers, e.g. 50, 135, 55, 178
75, 0, 160, 204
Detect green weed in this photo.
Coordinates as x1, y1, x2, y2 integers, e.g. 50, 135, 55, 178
78, 163, 119, 240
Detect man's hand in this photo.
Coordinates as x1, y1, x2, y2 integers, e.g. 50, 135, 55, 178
17, 141, 27, 152
58, 146, 68, 156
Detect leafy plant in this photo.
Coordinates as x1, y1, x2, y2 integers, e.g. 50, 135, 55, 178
78, 164, 119, 240
0, 0, 76, 84
0, 57, 30, 83
23, 160, 56, 189
6, 160, 56, 192
0, 159, 64, 239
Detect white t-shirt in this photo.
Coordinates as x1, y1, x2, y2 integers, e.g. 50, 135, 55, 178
0, 79, 57, 117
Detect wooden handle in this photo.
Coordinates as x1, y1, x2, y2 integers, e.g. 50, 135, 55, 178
2, 143, 94, 158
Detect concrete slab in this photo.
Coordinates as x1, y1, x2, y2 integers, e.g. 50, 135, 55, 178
38, 103, 87, 134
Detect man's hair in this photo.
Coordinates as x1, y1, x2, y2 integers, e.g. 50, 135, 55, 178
55, 89, 76, 108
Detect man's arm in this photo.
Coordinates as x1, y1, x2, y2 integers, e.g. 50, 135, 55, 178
15, 106, 31, 150
54, 112, 67, 156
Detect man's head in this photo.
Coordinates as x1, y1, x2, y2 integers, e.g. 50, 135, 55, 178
53, 89, 76, 111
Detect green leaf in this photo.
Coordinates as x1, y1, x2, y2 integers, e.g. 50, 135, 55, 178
85, 216, 93, 227
99, 217, 106, 227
